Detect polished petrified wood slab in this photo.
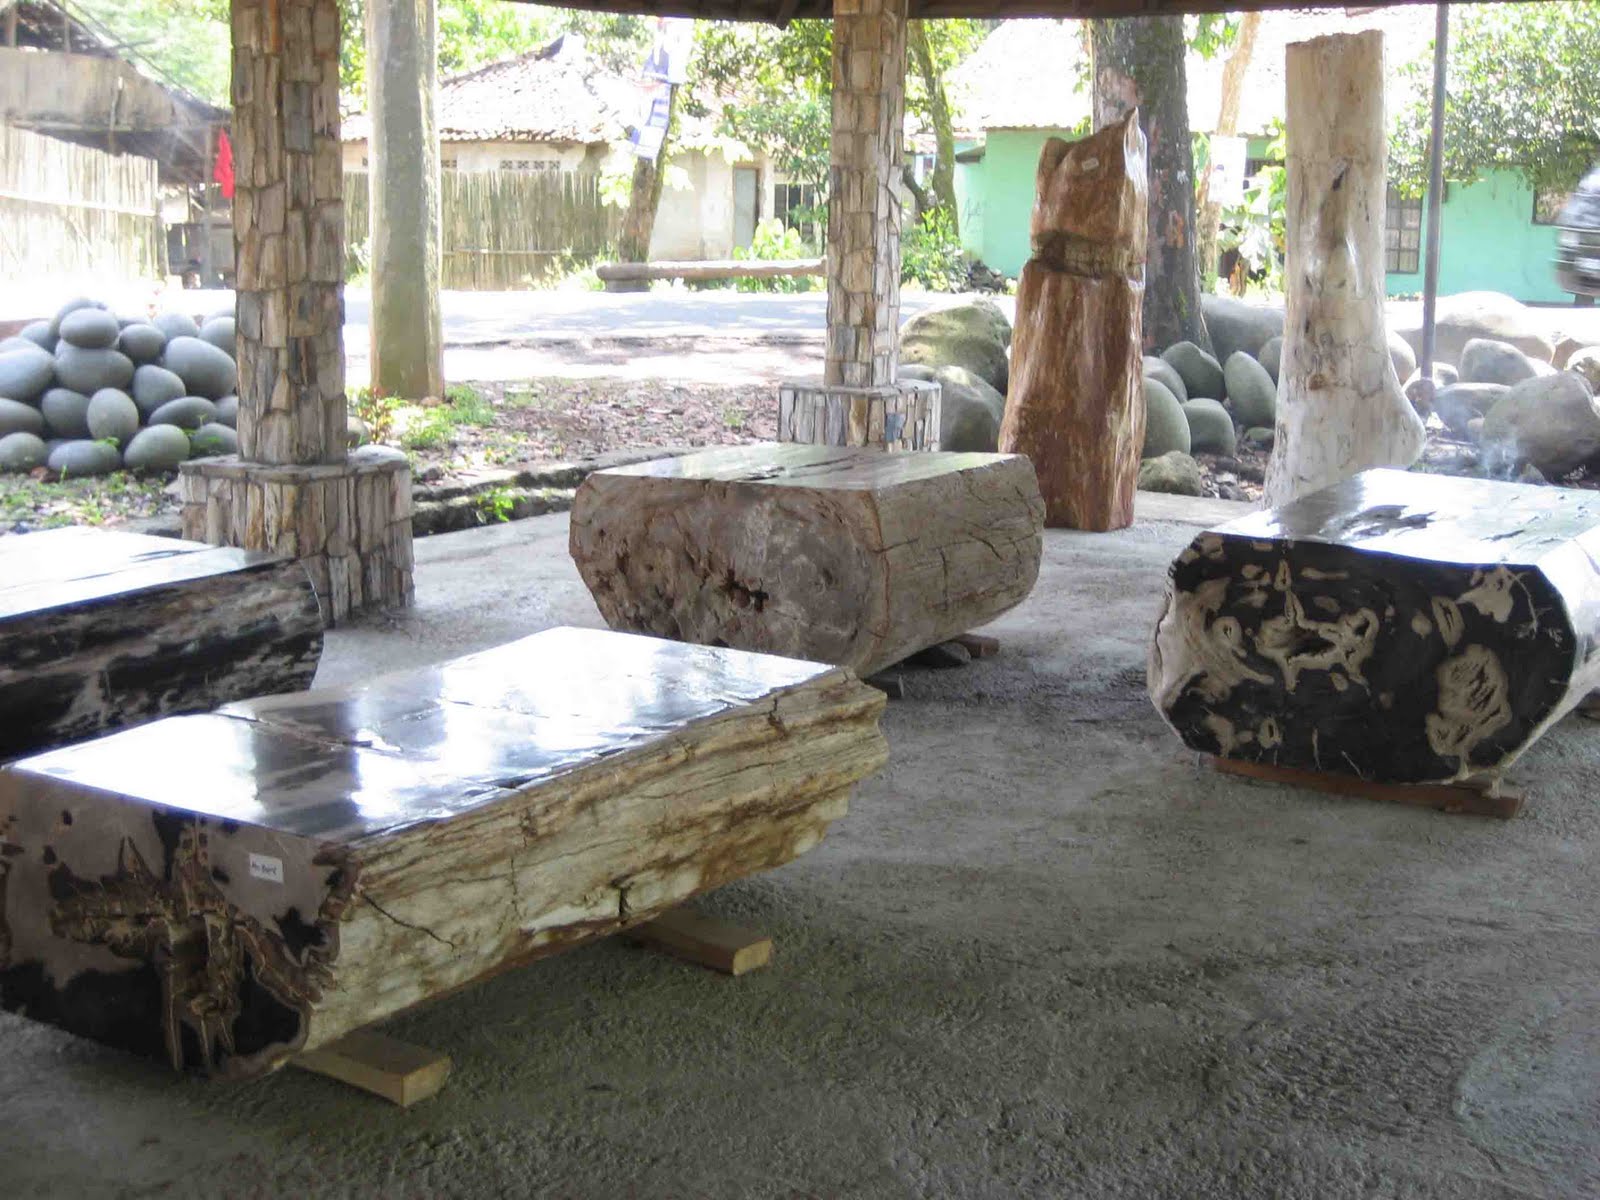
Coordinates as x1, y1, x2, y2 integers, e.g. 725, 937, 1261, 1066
0, 528, 322, 760
1150, 469, 1600, 785
0, 628, 887, 1078
569, 444, 1044, 677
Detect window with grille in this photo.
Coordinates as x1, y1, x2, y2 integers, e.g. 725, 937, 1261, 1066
501, 159, 558, 173
774, 181, 821, 243
1385, 185, 1423, 274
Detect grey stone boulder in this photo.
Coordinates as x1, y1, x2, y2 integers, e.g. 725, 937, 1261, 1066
900, 297, 1012, 395
0, 345, 55, 402
1258, 336, 1283, 383
123, 424, 191, 471
1243, 425, 1275, 451
1393, 291, 1554, 366
1182, 397, 1237, 456
118, 322, 166, 364
131, 364, 187, 417
152, 311, 201, 341
1402, 364, 1460, 415
1142, 378, 1190, 457
1566, 346, 1600, 394
163, 336, 237, 400
48, 439, 121, 478
87, 388, 141, 445
148, 396, 218, 430
347, 414, 370, 448
0, 431, 48, 472
1137, 451, 1204, 496
0, 337, 40, 355
899, 363, 1004, 452
190, 422, 239, 457
40, 388, 91, 438
18, 320, 54, 352
57, 307, 122, 350
0, 397, 44, 438
1223, 352, 1276, 427
1433, 383, 1508, 438
1460, 338, 1539, 387
214, 394, 239, 428
1388, 331, 1417, 384
1162, 341, 1224, 400
199, 315, 236, 357
1201, 294, 1283, 365
54, 344, 133, 394
1481, 373, 1600, 477
48, 297, 106, 339
1143, 355, 1188, 403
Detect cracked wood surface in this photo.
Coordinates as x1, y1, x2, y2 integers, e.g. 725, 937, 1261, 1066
0, 528, 323, 761
0, 627, 886, 1077
568, 444, 1045, 676
1149, 469, 1600, 785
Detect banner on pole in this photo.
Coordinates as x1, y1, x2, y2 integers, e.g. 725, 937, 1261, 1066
630, 19, 692, 160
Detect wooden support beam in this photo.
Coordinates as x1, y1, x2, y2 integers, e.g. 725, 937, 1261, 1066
293, 1030, 452, 1107
1212, 757, 1524, 820
627, 908, 774, 976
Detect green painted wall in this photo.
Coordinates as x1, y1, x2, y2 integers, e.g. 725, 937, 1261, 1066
957, 135, 1569, 304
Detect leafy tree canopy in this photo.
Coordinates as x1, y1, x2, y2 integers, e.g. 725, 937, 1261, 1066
73, 0, 232, 104
1389, 2, 1600, 197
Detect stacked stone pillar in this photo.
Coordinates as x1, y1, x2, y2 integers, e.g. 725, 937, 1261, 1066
779, 0, 939, 451
182, 0, 413, 624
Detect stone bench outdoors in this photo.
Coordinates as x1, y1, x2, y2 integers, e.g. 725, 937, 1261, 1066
595, 258, 823, 292
569, 444, 1046, 677
0, 627, 887, 1078
0, 527, 323, 761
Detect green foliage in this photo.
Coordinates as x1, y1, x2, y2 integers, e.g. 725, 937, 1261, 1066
1184, 14, 1240, 60
901, 207, 966, 292
1217, 131, 1287, 295
732, 220, 817, 293
1389, 3, 1600, 197
349, 386, 401, 444
475, 486, 516, 524
0, 470, 169, 532
73, 0, 232, 104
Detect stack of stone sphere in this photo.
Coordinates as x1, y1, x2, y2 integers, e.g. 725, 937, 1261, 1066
0, 297, 240, 477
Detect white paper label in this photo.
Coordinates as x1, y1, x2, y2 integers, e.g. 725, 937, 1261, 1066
249, 853, 284, 884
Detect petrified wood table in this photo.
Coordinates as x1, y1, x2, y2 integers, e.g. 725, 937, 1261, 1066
0, 527, 322, 760
1150, 469, 1600, 787
569, 444, 1045, 676
0, 627, 887, 1078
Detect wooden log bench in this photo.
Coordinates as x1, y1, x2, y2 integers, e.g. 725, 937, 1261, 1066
0, 528, 323, 761
595, 258, 823, 293
569, 444, 1046, 677
0, 627, 886, 1080
1149, 468, 1600, 794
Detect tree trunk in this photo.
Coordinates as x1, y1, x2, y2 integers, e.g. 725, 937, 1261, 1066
1264, 32, 1424, 506
617, 84, 678, 263
1195, 11, 1261, 284
1000, 111, 1147, 532
907, 20, 957, 238
1090, 16, 1209, 354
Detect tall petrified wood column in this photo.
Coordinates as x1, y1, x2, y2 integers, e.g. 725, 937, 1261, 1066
181, 0, 413, 623
1264, 31, 1424, 506
999, 111, 1147, 530
1150, 469, 1600, 785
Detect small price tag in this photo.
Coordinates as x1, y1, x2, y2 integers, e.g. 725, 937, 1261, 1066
249, 853, 284, 885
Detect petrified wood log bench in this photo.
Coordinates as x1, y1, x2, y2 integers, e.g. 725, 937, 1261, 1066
0, 527, 322, 761
1150, 468, 1600, 795
569, 444, 1045, 677
0, 627, 887, 1079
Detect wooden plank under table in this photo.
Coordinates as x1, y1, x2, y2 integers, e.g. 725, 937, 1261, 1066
569, 444, 1045, 677
0, 627, 887, 1079
0, 527, 322, 761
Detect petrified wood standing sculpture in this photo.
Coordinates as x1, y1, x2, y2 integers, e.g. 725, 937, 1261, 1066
569, 444, 1044, 676
1000, 110, 1147, 531
0, 628, 886, 1077
1264, 32, 1424, 506
1150, 470, 1600, 785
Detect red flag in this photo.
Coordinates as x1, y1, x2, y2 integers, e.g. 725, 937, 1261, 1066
213, 129, 235, 200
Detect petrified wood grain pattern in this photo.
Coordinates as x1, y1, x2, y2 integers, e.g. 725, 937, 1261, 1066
0, 628, 886, 1078
569, 444, 1044, 676
1000, 110, 1147, 531
0, 528, 322, 761
1149, 469, 1600, 785
777, 377, 941, 451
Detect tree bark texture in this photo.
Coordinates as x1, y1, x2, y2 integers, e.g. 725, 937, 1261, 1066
1090, 15, 1209, 354
0, 628, 886, 1077
1196, 11, 1261, 283
1149, 469, 1600, 785
617, 84, 678, 265
569, 444, 1044, 677
907, 20, 957, 238
1000, 111, 1146, 532
0, 529, 322, 761
1264, 31, 1425, 506
366, 0, 443, 401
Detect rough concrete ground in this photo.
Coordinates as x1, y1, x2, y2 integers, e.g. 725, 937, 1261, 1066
4, 497, 1600, 1199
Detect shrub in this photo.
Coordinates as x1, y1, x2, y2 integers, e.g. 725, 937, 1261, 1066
733, 219, 817, 293
901, 207, 965, 292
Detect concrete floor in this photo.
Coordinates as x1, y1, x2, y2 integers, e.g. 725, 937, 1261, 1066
4, 497, 1600, 1198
